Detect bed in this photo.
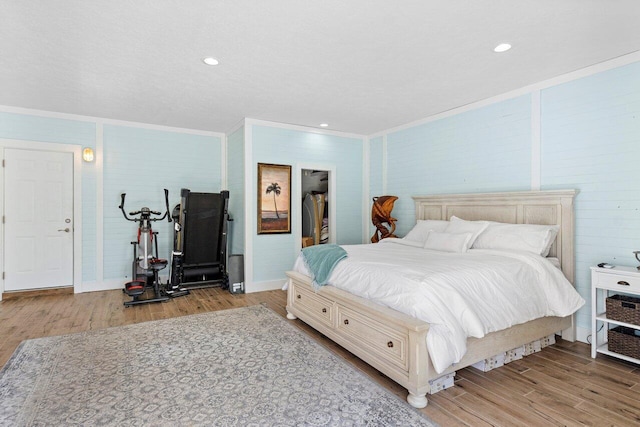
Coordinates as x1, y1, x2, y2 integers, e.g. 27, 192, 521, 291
285, 190, 581, 408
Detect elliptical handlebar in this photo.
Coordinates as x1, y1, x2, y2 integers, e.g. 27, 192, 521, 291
119, 193, 132, 221
164, 188, 172, 223
119, 189, 173, 223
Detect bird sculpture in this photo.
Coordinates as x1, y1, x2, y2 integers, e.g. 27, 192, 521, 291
371, 195, 398, 243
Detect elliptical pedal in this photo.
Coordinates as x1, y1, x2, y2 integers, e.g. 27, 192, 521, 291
124, 279, 145, 297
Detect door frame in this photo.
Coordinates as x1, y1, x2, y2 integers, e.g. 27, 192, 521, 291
294, 163, 336, 255
0, 139, 83, 299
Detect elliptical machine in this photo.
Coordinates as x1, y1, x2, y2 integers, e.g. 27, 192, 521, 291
119, 189, 189, 307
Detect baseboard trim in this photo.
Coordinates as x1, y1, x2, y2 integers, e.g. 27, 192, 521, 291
247, 279, 287, 293
79, 279, 125, 293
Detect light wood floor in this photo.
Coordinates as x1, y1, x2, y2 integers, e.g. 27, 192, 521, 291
2, 287, 640, 426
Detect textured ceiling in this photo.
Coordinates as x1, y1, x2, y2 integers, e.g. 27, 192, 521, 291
1, 1, 639, 135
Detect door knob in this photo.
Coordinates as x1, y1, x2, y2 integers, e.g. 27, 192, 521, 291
58, 228, 70, 233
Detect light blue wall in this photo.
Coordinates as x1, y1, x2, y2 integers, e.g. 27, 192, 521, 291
227, 126, 245, 255
0, 112, 223, 286
541, 61, 640, 328
103, 125, 222, 280
0, 112, 97, 281
385, 95, 532, 236
0, 112, 95, 145
251, 125, 364, 283
372, 61, 640, 333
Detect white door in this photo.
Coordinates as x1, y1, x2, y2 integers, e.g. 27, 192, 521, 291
4, 148, 74, 291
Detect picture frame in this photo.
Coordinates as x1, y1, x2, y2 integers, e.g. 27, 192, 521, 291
257, 163, 291, 234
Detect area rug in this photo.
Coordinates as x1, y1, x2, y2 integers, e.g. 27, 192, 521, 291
0, 305, 437, 426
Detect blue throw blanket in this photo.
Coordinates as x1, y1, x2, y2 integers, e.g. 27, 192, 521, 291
301, 244, 348, 290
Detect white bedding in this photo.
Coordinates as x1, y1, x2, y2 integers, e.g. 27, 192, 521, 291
293, 239, 584, 374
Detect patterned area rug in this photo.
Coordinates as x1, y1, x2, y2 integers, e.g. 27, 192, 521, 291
0, 305, 437, 426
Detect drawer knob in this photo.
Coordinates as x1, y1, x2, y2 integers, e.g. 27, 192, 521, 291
322, 308, 327, 313
387, 341, 394, 348
297, 294, 301, 299
344, 319, 349, 325
617, 281, 630, 286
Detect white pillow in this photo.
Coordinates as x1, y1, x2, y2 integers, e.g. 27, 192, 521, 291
445, 216, 489, 248
403, 220, 449, 244
423, 231, 473, 253
472, 222, 559, 256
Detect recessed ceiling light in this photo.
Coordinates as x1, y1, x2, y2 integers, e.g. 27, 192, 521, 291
202, 57, 219, 66
319, 123, 329, 127
494, 43, 512, 53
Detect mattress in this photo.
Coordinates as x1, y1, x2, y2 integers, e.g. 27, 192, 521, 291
292, 238, 584, 373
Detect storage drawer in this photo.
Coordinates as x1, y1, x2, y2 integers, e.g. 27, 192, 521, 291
336, 305, 408, 370
290, 283, 334, 327
595, 271, 640, 292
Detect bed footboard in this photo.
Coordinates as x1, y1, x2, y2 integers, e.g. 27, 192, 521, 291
285, 270, 573, 409
286, 271, 431, 408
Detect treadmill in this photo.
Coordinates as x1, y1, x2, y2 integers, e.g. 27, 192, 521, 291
170, 189, 229, 289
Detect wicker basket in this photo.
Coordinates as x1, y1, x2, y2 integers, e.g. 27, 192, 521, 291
606, 294, 640, 325
608, 326, 640, 359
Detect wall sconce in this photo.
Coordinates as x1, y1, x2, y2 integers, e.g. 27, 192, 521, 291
82, 147, 94, 162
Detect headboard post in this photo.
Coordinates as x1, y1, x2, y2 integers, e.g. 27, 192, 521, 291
412, 190, 578, 284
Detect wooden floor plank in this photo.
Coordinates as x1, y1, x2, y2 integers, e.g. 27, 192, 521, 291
458, 365, 537, 397
575, 384, 640, 422
458, 367, 576, 426
526, 352, 640, 400
453, 371, 568, 426
520, 391, 596, 427
2, 287, 640, 426
421, 401, 469, 427
429, 385, 495, 427
446, 379, 527, 426
576, 400, 640, 427
536, 346, 640, 386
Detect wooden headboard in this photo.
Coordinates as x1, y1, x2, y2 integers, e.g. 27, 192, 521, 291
412, 190, 578, 284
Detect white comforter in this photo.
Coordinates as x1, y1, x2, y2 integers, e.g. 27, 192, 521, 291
293, 239, 585, 374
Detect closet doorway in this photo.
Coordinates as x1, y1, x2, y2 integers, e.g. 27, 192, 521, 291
300, 167, 335, 248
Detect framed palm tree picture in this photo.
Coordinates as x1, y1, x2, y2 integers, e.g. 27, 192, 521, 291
257, 163, 291, 234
